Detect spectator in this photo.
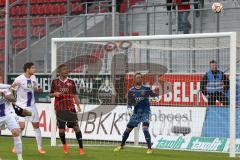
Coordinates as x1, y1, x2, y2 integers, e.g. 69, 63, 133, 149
194, 0, 204, 17
116, 0, 124, 12
166, 0, 176, 11
176, 0, 191, 34
200, 60, 229, 106
194, 0, 204, 9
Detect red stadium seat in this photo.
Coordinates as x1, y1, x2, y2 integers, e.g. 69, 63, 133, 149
120, 3, 127, 13
31, 18, 39, 26
12, 28, 20, 38
31, 27, 38, 37
30, 0, 38, 4
31, 18, 46, 26
10, 0, 17, 4
20, 40, 27, 49
20, 0, 26, 4
45, 4, 51, 15
71, 2, 78, 14
71, 2, 84, 14
49, 17, 62, 25
59, 3, 67, 14
0, 29, 4, 38
10, 7, 17, 16
0, 21, 4, 27
38, 4, 45, 15
15, 6, 20, 15
37, 0, 44, 3
13, 39, 26, 50
0, 0, 5, 6
20, 28, 27, 38
12, 19, 25, 27
39, 28, 46, 37
11, 28, 25, 38
19, 5, 26, 16
30, 5, 38, 15
130, 0, 144, 6
56, 0, 66, 2
131, 32, 139, 36
19, 19, 26, 27
79, 3, 84, 13
0, 41, 4, 50
12, 20, 19, 27
0, 53, 4, 61
39, 17, 46, 25
51, 4, 59, 15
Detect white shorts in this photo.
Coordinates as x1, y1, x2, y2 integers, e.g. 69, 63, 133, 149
0, 113, 19, 131
17, 104, 39, 123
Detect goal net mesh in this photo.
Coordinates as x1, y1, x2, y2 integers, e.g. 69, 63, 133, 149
51, 35, 239, 155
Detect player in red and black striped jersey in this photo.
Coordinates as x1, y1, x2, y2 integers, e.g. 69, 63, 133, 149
50, 64, 84, 155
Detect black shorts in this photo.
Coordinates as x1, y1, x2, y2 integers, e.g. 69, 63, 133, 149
56, 110, 78, 129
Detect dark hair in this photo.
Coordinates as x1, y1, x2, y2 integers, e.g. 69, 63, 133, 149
134, 72, 142, 79
23, 62, 35, 72
57, 64, 67, 73
210, 60, 217, 64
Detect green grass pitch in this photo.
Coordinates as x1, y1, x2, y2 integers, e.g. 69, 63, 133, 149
0, 136, 237, 160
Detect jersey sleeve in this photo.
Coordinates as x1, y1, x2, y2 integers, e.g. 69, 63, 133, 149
127, 90, 135, 108
13, 76, 20, 85
12, 76, 21, 91
31, 75, 38, 88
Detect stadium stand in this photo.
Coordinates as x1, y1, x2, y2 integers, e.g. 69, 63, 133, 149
0, 0, 123, 64
0, 0, 239, 71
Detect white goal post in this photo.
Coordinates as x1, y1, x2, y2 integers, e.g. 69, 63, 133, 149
51, 32, 237, 157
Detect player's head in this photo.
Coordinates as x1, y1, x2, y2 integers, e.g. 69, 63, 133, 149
23, 62, 35, 75
134, 72, 142, 86
209, 60, 217, 71
58, 64, 68, 77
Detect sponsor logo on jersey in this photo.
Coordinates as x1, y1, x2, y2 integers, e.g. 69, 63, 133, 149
60, 88, 69, 93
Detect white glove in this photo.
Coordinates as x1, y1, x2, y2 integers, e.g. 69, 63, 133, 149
127, 107, 133, 116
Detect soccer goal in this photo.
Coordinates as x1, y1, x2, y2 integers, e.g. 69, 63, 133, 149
51, 32, 237, 157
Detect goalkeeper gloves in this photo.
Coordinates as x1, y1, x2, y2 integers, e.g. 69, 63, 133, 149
127, 107, 133, 116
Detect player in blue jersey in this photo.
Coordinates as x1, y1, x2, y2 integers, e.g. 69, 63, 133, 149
114, 72, 159, 154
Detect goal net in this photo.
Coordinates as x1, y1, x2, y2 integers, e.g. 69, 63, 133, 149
51, 32, 237, 157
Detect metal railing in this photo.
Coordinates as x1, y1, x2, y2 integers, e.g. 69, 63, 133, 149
82, 0, 112, 14
7, 6, 240, 73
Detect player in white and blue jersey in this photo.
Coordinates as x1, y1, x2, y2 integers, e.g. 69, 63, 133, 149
0, 87, 23, 160
12, 62, 46, 154
114, 72, 159, 154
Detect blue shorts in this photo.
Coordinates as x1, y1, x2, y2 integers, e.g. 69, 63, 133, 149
127, 112, 150, 128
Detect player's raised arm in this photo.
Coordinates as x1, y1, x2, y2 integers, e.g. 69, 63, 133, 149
148, 87, 159, 97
